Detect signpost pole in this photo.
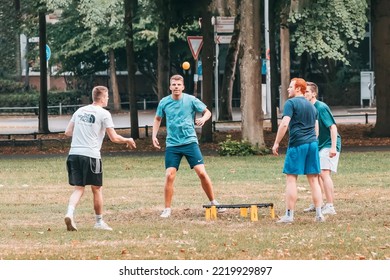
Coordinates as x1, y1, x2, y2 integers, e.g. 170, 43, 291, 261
46, 44, 51, 91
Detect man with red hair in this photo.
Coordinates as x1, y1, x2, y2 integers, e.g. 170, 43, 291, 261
272, 78, 324, 223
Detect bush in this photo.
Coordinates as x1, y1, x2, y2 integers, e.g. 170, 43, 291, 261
0, 79, 25, 93
218, 135, 270, 156
0, 90, 86, 114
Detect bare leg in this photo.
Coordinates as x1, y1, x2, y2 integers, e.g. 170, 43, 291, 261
67, 186, 85, 212
320, 169, 334, 204
65, 186, 84, 231
91, 185, 103, 215
194, 164, 215, 201
285, 174, 298, 210
306, 174, 323, 207
164, 167, 177, 208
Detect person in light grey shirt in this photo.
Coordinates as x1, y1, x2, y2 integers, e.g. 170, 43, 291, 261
64, 86, 136, 231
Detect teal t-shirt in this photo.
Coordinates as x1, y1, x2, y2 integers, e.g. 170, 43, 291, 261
314, 100, 342, 151
283, 96, 318, 147
156, 93, 206, 147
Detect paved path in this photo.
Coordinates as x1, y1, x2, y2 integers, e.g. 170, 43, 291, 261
0, 106, 376, 135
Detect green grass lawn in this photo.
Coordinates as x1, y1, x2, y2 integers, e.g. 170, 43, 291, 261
0, 151, 389, 260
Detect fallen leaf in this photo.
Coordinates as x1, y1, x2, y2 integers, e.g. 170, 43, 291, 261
121, 249, 128, 255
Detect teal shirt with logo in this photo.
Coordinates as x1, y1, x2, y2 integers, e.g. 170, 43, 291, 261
156, 93, 206, 147
314, 100, 342, 151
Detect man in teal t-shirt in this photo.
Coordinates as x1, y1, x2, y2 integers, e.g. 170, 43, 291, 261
305, 82, 341, 215
152, 74, 225, 218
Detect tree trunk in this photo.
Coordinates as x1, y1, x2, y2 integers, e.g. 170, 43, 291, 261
239, 0, 265, 148
124, 0, 139, 139
219, 0, 241, 121
269, 0, 279, 132
157, 0, 170, 101
14, 0, 21, 81
200, 0, 213, 143
373, 0, 390, 136
109, 49, 121, 111
38, 10, 49, 133
279, 3, 290, 113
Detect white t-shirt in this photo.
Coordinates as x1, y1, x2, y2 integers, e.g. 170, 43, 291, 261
68, 104, 114, 159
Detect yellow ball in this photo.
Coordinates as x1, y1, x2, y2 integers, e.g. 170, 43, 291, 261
182, 61, 190, 70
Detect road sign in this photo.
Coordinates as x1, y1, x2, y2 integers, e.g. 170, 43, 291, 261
187, 36, 203, 60
46, 44, 51, 61
215, 35, 232, 44
215, 16, 234, 33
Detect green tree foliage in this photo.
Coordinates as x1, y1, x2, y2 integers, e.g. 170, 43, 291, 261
46, 1, 108, 89
0, 1, 19, 78
289, 0, 368, 64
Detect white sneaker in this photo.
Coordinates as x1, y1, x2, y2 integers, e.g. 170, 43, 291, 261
315, 215, 326, 222
160, 208, 171, 218
64, 215, 78, 231
303, 204, 316, 213
276, 215, 293, 223
211, 200, 226, 213
321, 205, 337, 215
94, 221, 113, 231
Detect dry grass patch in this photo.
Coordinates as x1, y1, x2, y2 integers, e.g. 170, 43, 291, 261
0, 152, 389, 260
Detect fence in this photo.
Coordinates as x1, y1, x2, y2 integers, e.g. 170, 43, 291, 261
0, 99, 159, 115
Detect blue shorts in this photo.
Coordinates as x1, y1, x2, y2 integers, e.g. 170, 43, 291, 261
283, 142, 320, 175
165, 142, 204, 170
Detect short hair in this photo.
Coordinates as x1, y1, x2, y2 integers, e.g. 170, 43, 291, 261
306, 82, 318, 97
170, 74, 184, 84
92, 86, 108, 102
292, 78, 307, 94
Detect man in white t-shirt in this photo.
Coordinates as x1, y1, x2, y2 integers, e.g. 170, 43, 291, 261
64, 86, 136, 231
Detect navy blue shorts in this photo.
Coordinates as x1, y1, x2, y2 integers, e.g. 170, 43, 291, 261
165, 142, 204, 170
66, 155, 103, 187
283, 142, 320, 175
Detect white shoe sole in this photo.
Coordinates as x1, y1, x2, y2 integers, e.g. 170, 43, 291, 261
65, 217, 77, 231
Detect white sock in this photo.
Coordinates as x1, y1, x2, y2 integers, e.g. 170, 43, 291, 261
316, 207, 322, 216
326, 203, 334, 207
96, 214, 103, 223
286, 209, 294, 218
66, 205, 75, 217
211, 200, 218, 205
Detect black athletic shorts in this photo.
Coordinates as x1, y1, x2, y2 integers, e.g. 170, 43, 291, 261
66, 155, 103, 187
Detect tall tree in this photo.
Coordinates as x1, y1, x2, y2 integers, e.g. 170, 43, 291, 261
279, 1, 291, 113
239, 0, 265, 148
124, 0, 139, 139
0, 0, 18, 78
156, 0, 171, 101
200, 0, 213, 143
372, 0, 390, 136
269, 0, 280, 132
14, 0, 22, 80
108, 49, 121, 111
218, 0, 240, 121
77, 0, 126, 111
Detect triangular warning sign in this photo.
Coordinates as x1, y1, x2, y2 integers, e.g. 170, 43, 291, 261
187, 36, 203, 60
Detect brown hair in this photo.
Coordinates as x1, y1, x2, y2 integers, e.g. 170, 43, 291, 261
92, 86, 108, 102
170, 74, 184, 85
306, 82, 318, 97
292, 78, 307, 94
